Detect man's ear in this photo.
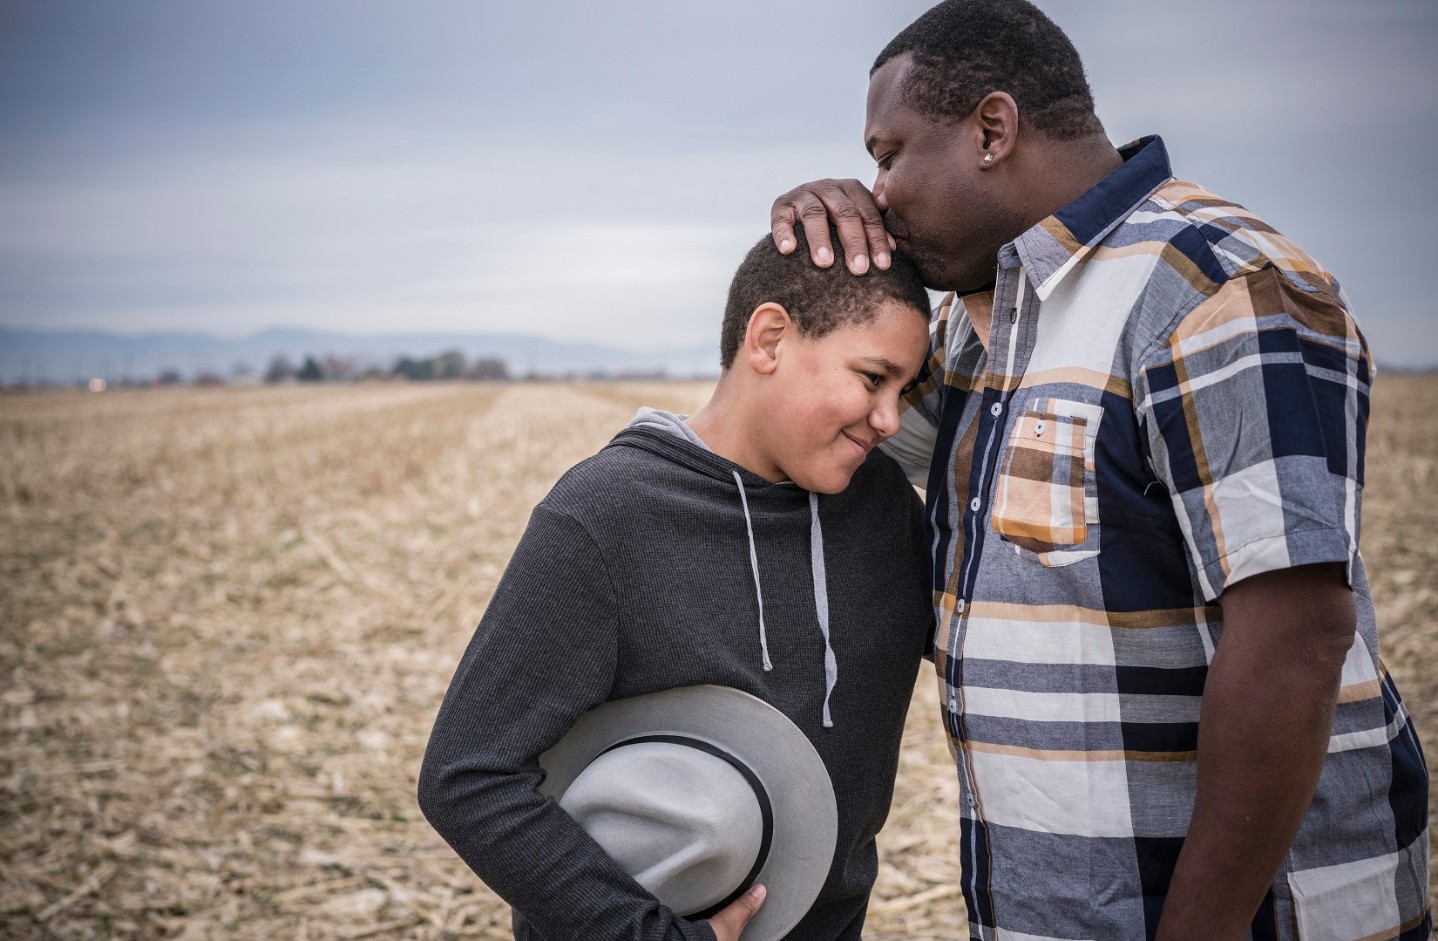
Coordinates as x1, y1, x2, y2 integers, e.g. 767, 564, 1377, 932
973, 91, 1019, 168
742, 302, 792, 376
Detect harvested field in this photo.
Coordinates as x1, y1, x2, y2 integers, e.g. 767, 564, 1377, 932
1, 376, 1435, 939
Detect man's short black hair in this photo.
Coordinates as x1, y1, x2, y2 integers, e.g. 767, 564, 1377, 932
719, 228, 930, 370
872, 0, 1102, 141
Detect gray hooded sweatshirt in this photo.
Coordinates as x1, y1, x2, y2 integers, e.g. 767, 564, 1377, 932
418, 410, 933, 941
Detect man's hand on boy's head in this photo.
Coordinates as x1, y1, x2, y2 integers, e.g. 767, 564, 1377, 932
704, 883, 765, 941
770, 179, 894, 275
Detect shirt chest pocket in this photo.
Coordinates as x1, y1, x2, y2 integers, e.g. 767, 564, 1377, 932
990, 398, 1104, 567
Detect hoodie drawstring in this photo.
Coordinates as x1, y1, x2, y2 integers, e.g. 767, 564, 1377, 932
808, 492, 837, 728
733, 471, 773, 672
731, 471, 837, 728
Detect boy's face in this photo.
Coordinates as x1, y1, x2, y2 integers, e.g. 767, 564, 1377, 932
760, 300, 928, 494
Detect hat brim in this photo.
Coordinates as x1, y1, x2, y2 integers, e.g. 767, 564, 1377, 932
539, 685, 837, 941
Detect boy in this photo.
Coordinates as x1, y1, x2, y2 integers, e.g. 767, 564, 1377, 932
418, 230, 935, 940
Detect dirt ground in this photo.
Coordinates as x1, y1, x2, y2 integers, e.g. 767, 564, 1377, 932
1, 376, 1434, 939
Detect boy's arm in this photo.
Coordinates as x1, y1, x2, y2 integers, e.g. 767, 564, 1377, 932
418, 504, 716, 941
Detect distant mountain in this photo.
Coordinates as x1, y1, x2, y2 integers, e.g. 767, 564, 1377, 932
0, 326, 719, 384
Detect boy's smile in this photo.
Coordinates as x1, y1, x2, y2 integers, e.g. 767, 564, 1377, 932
755, 300, 928, 494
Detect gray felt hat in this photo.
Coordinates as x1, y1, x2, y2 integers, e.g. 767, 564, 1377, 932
538, 685, 838, 940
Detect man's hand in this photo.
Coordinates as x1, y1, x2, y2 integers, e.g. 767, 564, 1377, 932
705, 883, 766, 941
770, 179, 894, 275
1154, 562, 1355, 940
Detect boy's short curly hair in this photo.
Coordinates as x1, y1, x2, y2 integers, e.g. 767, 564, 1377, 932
719, 228, 931, 370
872, 0, 1103, 141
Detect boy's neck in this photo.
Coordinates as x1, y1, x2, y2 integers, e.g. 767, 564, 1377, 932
684, 377, 783, 484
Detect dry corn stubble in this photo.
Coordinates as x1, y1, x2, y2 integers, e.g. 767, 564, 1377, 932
2, 376, 1434, 940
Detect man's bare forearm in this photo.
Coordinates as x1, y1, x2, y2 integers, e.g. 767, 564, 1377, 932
1154, 563, 1355, 940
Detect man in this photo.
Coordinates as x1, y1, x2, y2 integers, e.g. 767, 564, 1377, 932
419, 230, 936, 940
769, 2, 1430, 938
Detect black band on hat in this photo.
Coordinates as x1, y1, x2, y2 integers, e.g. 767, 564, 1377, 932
598, 734, 775, 919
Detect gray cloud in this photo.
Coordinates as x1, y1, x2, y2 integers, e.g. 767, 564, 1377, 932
1, 0, 1434, 364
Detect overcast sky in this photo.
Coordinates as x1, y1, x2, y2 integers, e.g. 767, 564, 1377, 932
2, 0, 1435, 365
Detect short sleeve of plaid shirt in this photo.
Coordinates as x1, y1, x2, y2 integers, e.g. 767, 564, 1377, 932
883, 293, 959, 490
1135, 263, 1370, 602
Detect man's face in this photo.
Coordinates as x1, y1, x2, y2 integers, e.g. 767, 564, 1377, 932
864, 55, 1015, 293
758, 300, 929, 494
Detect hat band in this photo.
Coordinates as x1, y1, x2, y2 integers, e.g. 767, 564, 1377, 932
599, 733, 775, 919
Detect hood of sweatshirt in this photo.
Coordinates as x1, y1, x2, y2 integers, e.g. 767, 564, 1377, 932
609, 408, 839, 728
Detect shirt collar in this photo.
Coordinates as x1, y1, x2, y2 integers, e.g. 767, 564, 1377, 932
1006, 135, 1173, 300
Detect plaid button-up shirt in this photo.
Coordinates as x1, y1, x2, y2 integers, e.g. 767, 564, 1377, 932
883, 136, 1431, 940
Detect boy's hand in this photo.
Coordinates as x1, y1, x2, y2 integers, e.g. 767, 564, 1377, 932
705, 883, 766, 941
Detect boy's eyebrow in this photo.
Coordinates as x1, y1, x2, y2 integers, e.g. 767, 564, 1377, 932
859, 355, 908, 378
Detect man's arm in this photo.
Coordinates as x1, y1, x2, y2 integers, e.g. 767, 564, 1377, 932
1154, 562, 1354, 940
879, 292, 961, 488
770, 179, 893, 274
879, 365, 941, 488
1134, 265, 1374, 937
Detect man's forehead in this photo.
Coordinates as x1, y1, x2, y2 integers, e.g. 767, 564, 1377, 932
866, 56, 911, 117
864, 55, 925, 149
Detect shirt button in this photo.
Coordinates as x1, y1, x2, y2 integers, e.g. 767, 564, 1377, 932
1035, 420, 1045, 436
969, 497, 981, 512
990, 402, 1003, 417
948, 696, 958, 713
956, 598, 966, 614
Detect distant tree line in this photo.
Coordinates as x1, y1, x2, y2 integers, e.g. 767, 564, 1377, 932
4, 348, 699, 391
263, 349, 510, 384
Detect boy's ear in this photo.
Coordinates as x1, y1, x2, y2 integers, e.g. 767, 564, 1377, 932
742, 303, 792, 376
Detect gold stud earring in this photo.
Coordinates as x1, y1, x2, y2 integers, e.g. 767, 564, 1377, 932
982, 152, 995, 165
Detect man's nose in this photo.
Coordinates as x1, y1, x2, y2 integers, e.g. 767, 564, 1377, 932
872, 172, 889, 211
